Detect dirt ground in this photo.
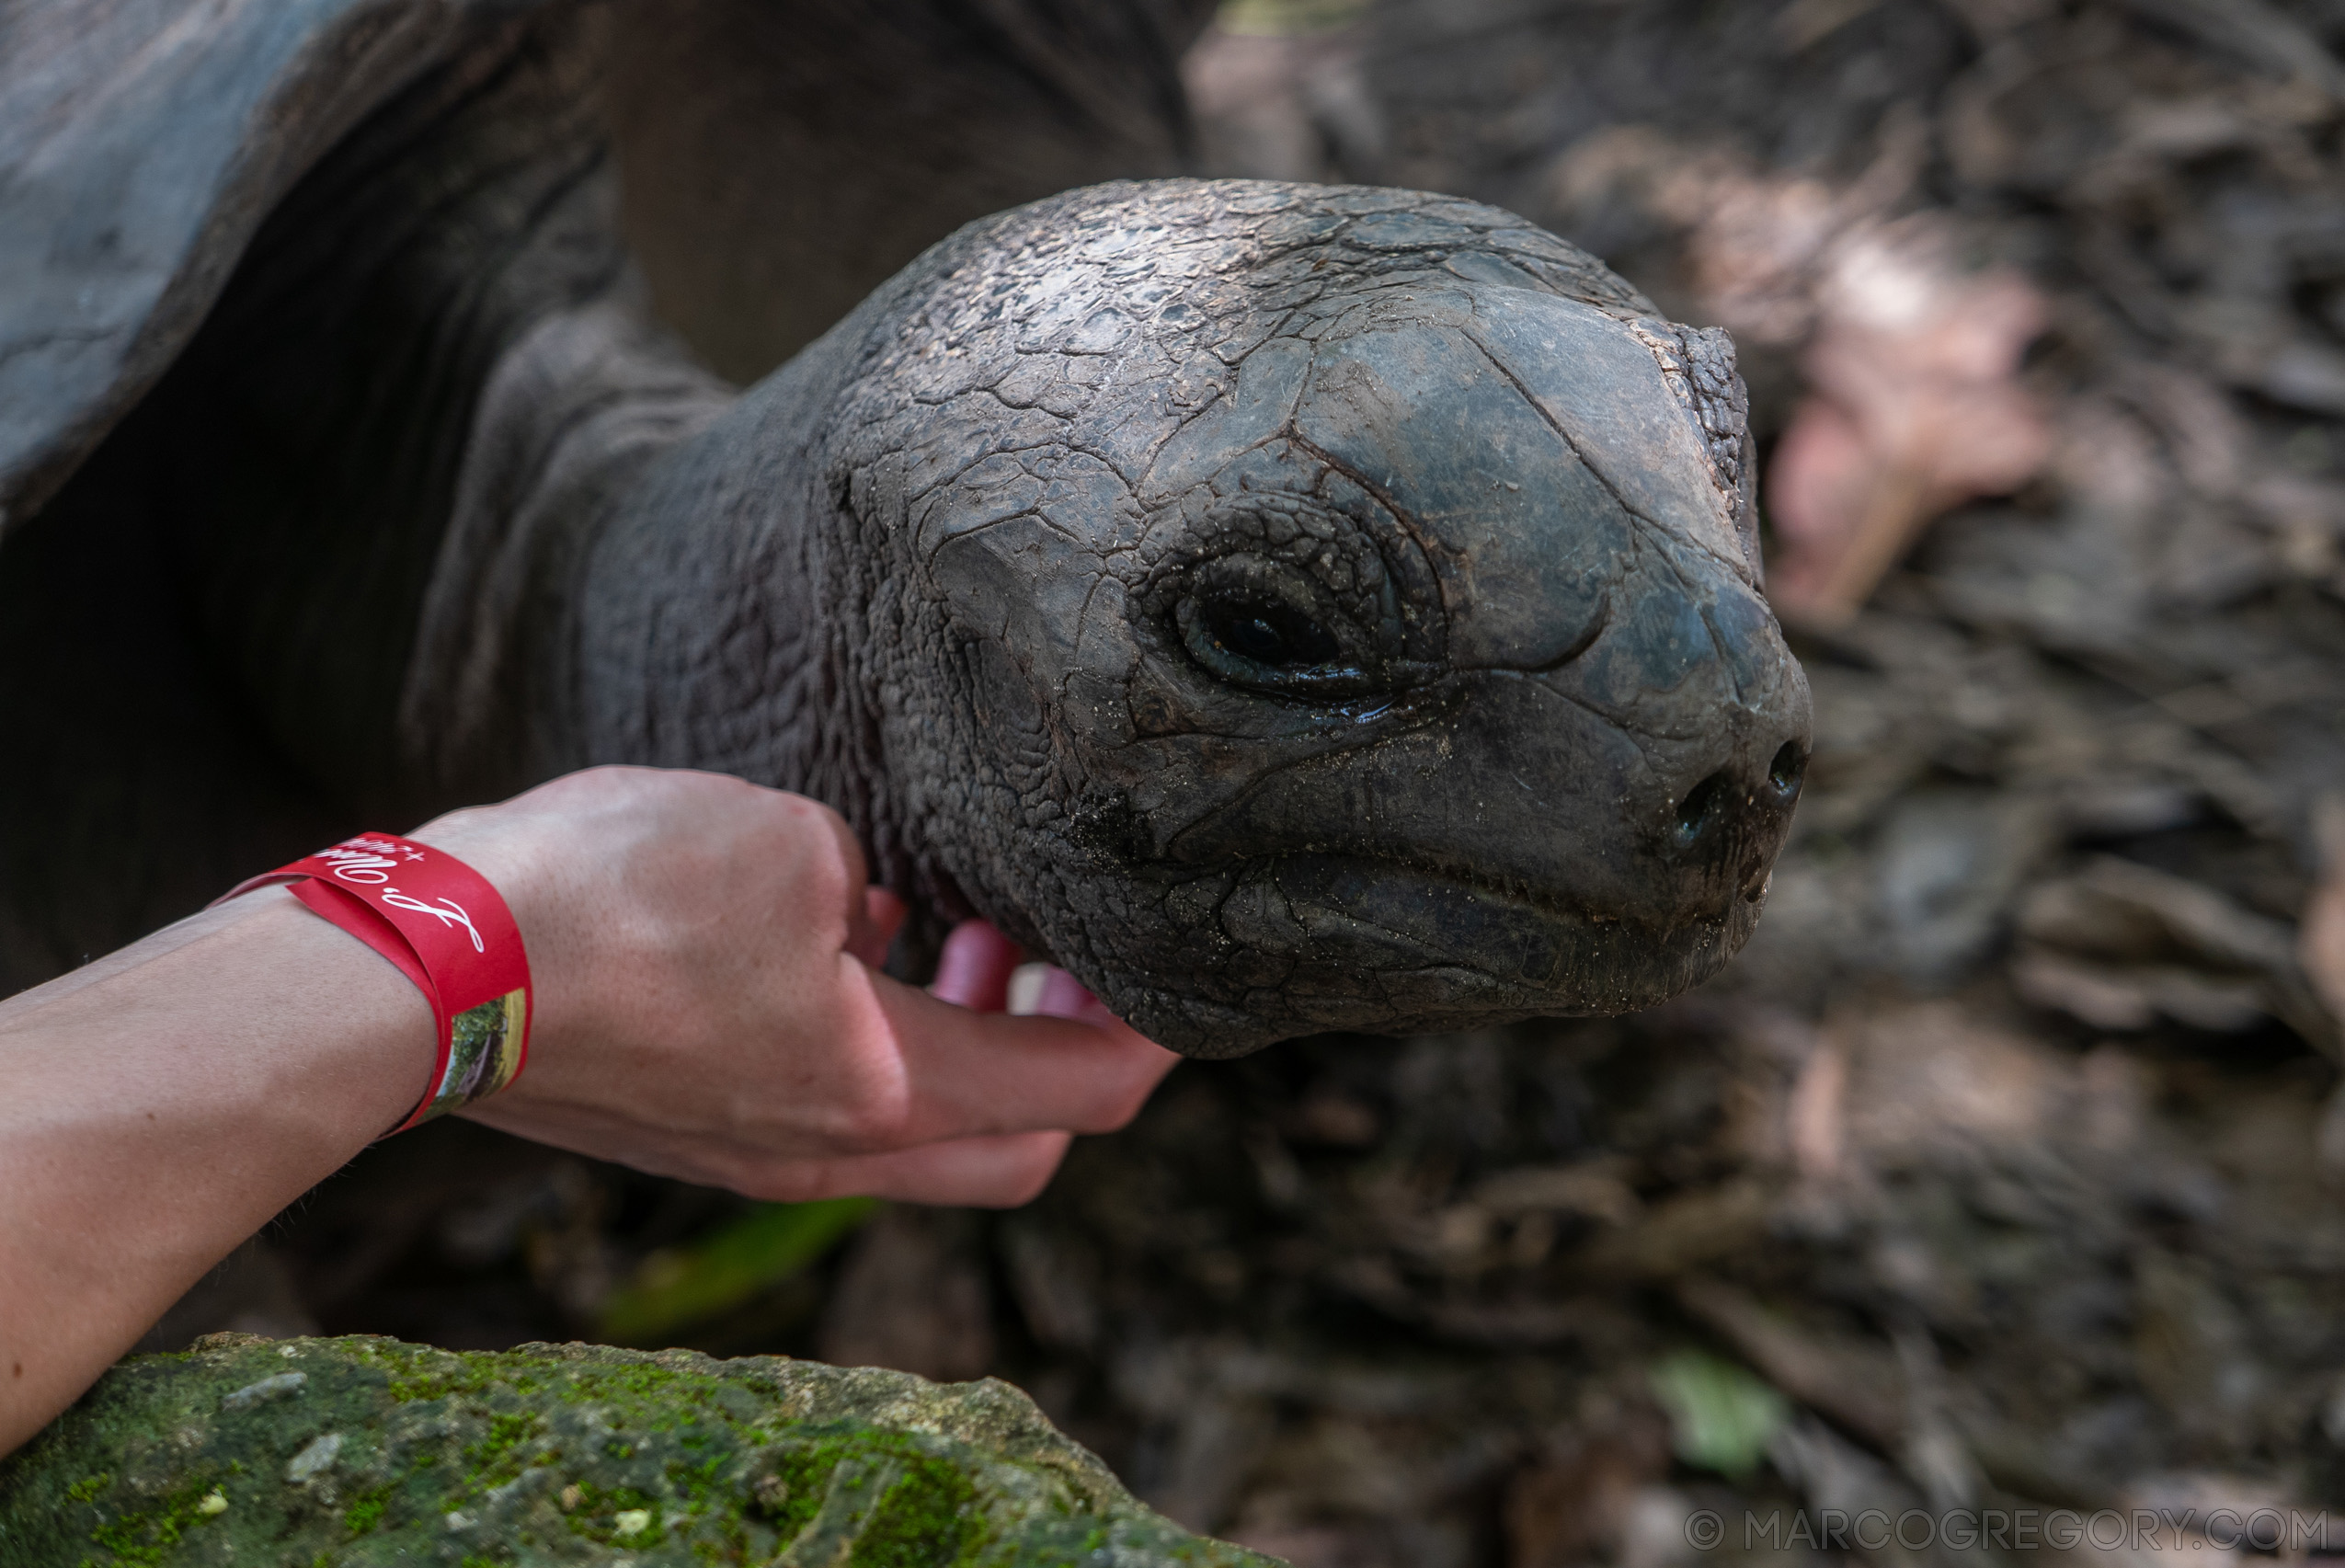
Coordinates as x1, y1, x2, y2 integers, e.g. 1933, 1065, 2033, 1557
161, 3, 2345, 1565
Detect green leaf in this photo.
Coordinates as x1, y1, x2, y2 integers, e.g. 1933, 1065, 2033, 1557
598, 1198, 878, 1345
1649, 1349, 1790, 1482
1216, 0, 1369, 37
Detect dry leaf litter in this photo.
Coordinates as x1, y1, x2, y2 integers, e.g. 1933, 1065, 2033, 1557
151, 4, 2345, 1566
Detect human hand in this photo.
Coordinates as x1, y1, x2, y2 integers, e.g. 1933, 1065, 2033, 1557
410, 766, 1178, 1205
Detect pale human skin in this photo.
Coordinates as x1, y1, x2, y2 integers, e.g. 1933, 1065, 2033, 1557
0, 765, 1177, 1458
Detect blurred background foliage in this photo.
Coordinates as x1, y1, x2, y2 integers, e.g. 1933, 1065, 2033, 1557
147, 2, 2345, 1564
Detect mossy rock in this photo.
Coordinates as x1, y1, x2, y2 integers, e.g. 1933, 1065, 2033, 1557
0, 1334, 1278, 1566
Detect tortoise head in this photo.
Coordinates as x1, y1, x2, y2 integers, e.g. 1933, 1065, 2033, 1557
827, 181, 1812, 1056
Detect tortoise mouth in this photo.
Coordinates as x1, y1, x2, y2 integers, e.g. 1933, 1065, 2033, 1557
1104, 851, 1766, 1057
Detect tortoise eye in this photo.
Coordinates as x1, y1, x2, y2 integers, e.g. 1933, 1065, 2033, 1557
1168, 550, 1397, 700
1195, 593, 1344, 671
1177, 575, 1363, 694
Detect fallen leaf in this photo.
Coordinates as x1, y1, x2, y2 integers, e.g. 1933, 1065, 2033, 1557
1767, 226, 2052, 623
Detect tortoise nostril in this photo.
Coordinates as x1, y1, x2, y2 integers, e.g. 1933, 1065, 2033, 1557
1767, 740, 1807, 798
1673, 771, 1729, 845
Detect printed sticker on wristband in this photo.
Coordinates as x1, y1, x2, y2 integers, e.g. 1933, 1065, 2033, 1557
216, 833, 532, 1133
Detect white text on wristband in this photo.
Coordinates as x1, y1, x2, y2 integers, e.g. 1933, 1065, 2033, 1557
215, 833, 532, 1132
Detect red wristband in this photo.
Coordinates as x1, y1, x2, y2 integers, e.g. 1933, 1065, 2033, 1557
216, 832, 532, 1134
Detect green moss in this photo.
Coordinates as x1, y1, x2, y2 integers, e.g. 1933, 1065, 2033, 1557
461, 1409, 551, 1492
849, 1453, 980, 1568
83, 1474, 229, 1567
560, 1481, 668, 1548
2, 1336, 1277, 1567
343, 1482, 393, 1537
761, 1446, 835, 1539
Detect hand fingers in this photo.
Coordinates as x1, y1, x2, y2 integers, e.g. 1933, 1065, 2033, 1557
788, 792, 898, 971
1028, 966, 1096, 1019
734, 1131, 1073, 1207
849, 887, 908, 969
930, 920, 1018, 1011
866, 972, 1180, 1141
1026, 967, 1166, 1059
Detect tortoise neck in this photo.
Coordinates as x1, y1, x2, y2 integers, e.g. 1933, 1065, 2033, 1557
392, 291, 734, 802
400, 287, 912, 898
552, 327, 910, 896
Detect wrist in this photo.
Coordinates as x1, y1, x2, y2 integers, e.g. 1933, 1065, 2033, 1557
403, 809, 576, 1031
0, 889, 436, 1131
226, 829, 541, 1131
181, 888, 444, 1137
0, 887, 437, 1456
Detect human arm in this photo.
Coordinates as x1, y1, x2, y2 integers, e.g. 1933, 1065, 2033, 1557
0, 765, 1177, 1456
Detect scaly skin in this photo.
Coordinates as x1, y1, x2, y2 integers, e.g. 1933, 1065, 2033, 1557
1, 7, 1806, 1053
418, 182, 1813, 1055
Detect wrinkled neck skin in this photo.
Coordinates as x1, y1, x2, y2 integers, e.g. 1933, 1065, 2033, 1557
420, 182, 1813, 1057
404, 274, 984, 956
395, 288, 910, 890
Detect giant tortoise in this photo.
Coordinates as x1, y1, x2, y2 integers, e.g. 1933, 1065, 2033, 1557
0, 0, 1810, 1055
